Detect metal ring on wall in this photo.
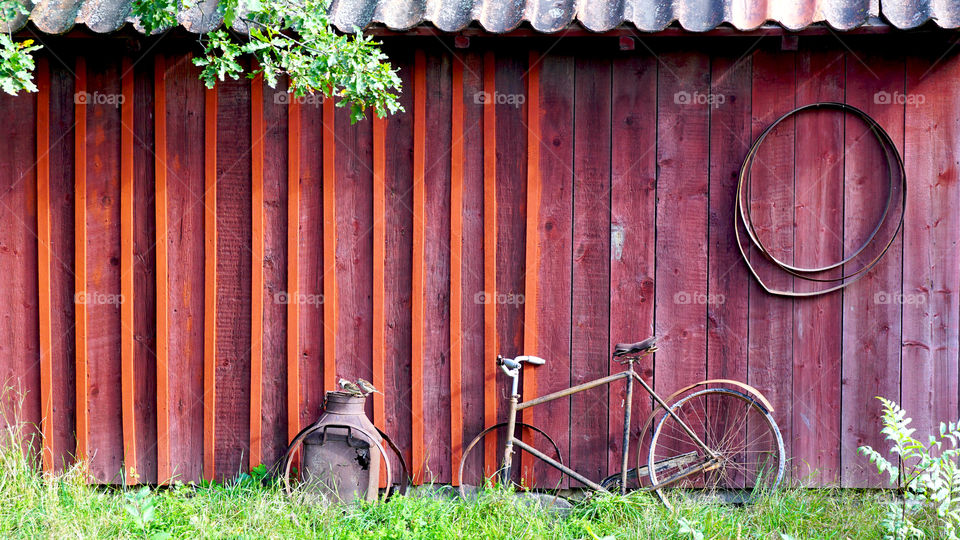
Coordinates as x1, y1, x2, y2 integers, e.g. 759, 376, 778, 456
735, 102, 906, 297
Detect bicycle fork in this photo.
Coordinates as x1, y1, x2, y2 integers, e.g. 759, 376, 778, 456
501, 368, 520, 485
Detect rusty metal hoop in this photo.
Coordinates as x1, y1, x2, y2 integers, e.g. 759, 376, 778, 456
457, 421, 564, 500
736, 101, 906, 296
375, 426, 410, 498
280, 422, 393, 502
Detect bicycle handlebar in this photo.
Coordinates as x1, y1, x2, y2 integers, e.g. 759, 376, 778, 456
496, 355, 546, 377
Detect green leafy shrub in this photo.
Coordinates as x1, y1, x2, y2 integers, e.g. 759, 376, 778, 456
0, 0, 41, 95
136, 0, 403, 122
860, 397, 960, 539
1, 0, 401, 122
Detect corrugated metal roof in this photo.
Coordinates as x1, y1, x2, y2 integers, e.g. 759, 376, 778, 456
2, 0, 958, 35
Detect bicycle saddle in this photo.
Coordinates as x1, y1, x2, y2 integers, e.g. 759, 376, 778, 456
612, 336, 657, 357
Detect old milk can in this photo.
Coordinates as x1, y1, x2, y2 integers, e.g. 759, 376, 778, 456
300, 391, 382, 502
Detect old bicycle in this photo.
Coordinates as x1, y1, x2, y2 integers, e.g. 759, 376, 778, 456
457, 337, 785, 506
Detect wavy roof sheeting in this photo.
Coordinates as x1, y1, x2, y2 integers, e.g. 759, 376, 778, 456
2, 0, 958, 35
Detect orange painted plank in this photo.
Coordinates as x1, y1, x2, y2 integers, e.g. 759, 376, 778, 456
482, 50, 498, 477
322, 98, 337, 393
520, 52, 540, 486
373, 114, 386, 487
203, 86, 218, 481
154, 55, 171, 484
411, 50, 426, 484
372, 116, 386, 435
74, 56, 89, 469
36, 57, 53, 474
250, 72, 265, 468
286, 99, 301, 443
120, 58, 138, 483
449, 56, 464, 485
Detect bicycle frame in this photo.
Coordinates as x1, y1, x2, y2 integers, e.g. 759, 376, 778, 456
499, 357, 718, 494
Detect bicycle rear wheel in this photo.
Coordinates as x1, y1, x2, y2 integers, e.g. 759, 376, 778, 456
647, 388, 784, 506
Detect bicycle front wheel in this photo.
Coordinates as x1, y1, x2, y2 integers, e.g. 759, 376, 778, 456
457, 422, 563, 499
647, 388, 784, 505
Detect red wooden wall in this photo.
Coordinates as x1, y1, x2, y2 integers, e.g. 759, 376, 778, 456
0, 34, 957, 488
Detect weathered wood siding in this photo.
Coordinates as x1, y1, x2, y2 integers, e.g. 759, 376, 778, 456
1, 35, 955, 487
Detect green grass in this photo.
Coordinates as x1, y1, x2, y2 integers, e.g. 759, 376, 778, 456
0, 435, 893, 540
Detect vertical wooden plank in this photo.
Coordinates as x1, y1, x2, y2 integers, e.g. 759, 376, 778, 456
36, 57, 53, 474
383, 48, 415, 476
520, 51, 540, 487
706, 48, 753, 489
482, 49, 498, 477
423, 51, 453, 483
286, 98, 301, 443
333, 92, 373, 415
162, 54, 207, 484
532, 53, 574, 488
902, 48, 960, 445
203, 85, 218, 481
411, 49, 426, 484
84, 55, 124, 482
214, 75, 253, 479
261, 79, 289, 468
449, 56, 464, 485
707, 52, 751, 395
571, 55, 611, 482
48, 58, 77, 474
372, 112, 387, 485
322, 97, 337, 395
250, 72, 265, 468
840, 49, 904, 487
792, 49, 844, 484
654, 50, 710, 473
748, 48, 796, 477
495, 50, 527, 486
74, 56, 89, 471
153, 54, 170, 483
608, 52, 657, 477
0, 60, 39, 464
133, 56, 158, 484
297, 96, 324, 430
120, 58, 138, 482
456, 51, 486, 481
